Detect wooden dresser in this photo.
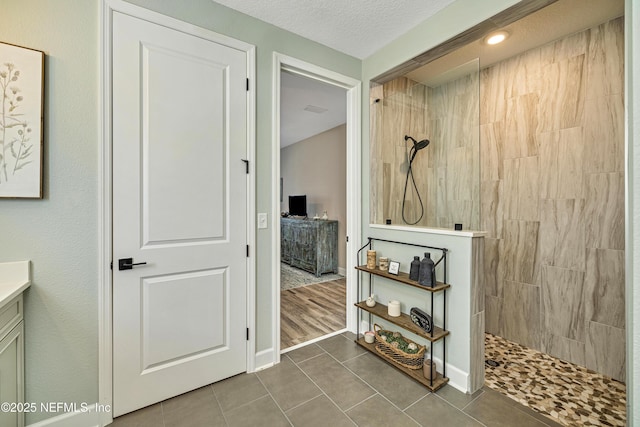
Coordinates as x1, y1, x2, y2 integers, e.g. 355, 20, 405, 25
281, 217, 338, 277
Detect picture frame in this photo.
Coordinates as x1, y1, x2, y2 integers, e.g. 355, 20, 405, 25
0, 41, 45, 199
388, 261, 400, 275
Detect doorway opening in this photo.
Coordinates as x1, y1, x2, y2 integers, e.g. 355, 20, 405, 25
272, 53, 361, 358
279, 70, 348, 350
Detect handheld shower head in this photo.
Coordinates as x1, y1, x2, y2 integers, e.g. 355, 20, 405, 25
405, 135, 430, 151
404, 135, 431, 162
401, 134, 432, 225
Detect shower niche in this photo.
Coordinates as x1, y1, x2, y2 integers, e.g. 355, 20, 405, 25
369, 59, 480, 230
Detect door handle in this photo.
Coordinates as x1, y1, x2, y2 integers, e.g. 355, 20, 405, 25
118, 258, 148, 271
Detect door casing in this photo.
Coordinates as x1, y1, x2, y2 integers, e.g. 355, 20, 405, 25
99, 1, 256, 425
271, 53, 362, 364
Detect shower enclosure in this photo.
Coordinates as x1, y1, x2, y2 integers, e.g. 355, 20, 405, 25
369, 59, 480, 231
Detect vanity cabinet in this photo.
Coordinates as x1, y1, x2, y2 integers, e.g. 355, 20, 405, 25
0, 295, 25, 427
355, 238, 449, 392
0, 261, 30, 427
281, 217, 338, 277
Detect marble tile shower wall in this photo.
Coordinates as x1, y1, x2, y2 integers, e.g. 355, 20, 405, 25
369, 70, 480, 229
482, 16, 625, 381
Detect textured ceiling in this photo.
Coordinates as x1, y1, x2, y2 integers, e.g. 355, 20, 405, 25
212, 0, 457, 59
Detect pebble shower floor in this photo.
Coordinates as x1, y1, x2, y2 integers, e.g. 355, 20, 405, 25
484, 333, 626, 426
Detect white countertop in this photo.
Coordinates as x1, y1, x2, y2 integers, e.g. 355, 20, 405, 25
0, 261, 30, 308
369, 223, 487, 237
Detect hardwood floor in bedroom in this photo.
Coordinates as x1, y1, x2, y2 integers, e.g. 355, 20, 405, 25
280, 278, 346, 349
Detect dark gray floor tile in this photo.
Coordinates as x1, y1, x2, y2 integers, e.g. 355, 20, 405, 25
110, 403, 164, 427
347, 394, 419, 427
286, 395, 355, 427
225, 395, 290, 427
257, 356, 322, 411
298, 353, 375, 410
316, 334, 366, 362
405, 394, 484, 427
343, 353, 429, 410
464, 388, 554, 427
162, 385, 226, 427
286, 343, 326, 364
342, 331, 358, 341
479, 388, 564, 427
212, 373, 268, 413
435, 384, 484, 410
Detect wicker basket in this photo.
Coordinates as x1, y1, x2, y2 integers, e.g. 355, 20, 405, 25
373, 324, 425, 370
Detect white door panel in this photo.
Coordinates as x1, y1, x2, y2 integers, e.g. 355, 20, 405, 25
112, 11, 247, 416
142, 45, 227, 244
141, 269, 227, 370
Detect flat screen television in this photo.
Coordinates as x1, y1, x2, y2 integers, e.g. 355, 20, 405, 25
288, 195, 307, 217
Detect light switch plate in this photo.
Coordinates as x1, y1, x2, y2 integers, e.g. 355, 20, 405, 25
257, 213, 268, 229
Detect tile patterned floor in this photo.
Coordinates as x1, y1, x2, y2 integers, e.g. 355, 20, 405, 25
112, 332, 561, 427
484, 333, 627, 427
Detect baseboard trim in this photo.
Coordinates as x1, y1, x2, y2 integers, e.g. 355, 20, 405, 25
27, 403, 106, 427
253, 348, 275, 372
433, 357, 469, 393
338, 267, 346, 276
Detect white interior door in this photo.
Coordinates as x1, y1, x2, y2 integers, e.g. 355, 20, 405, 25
111, 11, 248, 416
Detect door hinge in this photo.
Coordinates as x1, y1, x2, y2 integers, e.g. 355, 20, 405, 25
246, 78, 249, 91
241, 159, 249, 174
246, 245, 250, 257
110, 261, 113, 270
246, 328, 249, 340
346, 236, 349, 243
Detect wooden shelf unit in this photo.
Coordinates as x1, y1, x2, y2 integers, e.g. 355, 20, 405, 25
355, 265, 450, 292
355, 337, 449, 391
355, 238, 449, 392
354, 301, 449, 342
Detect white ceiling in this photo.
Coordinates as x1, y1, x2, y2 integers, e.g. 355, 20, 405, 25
280, 71, 346, 148
212, 0, 457, 59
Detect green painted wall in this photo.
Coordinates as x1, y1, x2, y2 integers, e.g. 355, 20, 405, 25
0, 1, 99, 424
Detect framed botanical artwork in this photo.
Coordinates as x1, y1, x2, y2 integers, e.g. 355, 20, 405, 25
0, 41, 44, 199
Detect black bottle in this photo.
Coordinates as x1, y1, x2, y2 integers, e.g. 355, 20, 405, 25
418, 252, 435, 288
409, 256, 421, 281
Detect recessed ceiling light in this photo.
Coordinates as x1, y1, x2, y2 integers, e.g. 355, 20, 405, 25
484, 31, 509, 45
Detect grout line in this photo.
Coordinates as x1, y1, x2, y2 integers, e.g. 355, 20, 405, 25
402, 393, 429, 412
458, 389, 486, 411
209, 385, 230, 427
337, 352, 427, 415
342, 392, 380, 412
218, 391, 271, 415
288, 349, 327, 365
254, 374, 294, 426
285, 351, 358, 426
159, 399, 167, 427
284, 393, 325, 413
